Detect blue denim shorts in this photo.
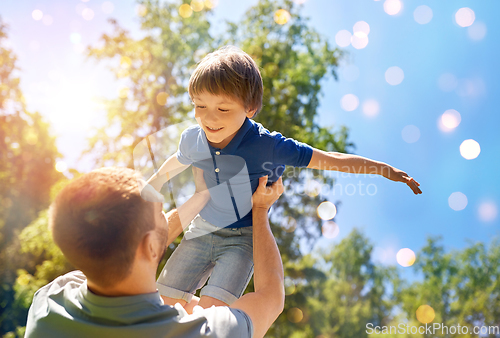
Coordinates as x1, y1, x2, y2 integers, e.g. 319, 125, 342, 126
156, 215, 254, 305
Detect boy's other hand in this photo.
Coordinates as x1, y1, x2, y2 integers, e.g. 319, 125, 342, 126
386, 167, 422, 195
192, 166, 208, 193
252, 176, 284, 210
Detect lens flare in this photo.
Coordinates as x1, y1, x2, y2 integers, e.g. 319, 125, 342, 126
287, 307, 303, 323
396, 248, 416, 267
55, 161, 68, 172
478, 201, 498, 222
340, 94, 359, 112
322, 221, 340, 239
401, 125, 420, 143
335, 30, 352, 48
385, 66, 404, 85
438, 109, 461, 132
274, 9, 291, 25
416, 305, 435, 324
362, 99, 380, 117
448, 192, 468, 211
455, 7, 475, 27
384, 0, 402, 16
460, 139, 480, 160
317, 201, 337, 220
413, 5, 433, 24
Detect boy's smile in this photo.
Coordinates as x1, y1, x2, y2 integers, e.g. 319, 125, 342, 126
193, 92, 255, 149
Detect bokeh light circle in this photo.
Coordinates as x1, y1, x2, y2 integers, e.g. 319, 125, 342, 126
460, 139, 480, 160
416, 305, 435, 324
317, 201, 337, 220
353, 21, 370, 37
179, 4, 193, 18
439, 109, 461, 132
351, 35, 369, 49
413, 5, 433, 24
102, 1, 114, 14
478, 201, 498, 222
287, 307, 304, 323
136, 4, 147, 17
448, 192, 468, 211
401, 125, 420, 143
322, 221, 340, 239
120, 134, 134, 147
385, 66, 404, 85
384, 0, 402, 16
82, 8, 94, 20
362, 99, 380, 117
55, 161, 68, 172
191, 0, 204, 12
438, 73, 458, 92
468, 22, 487, 41
335, 30, 352, 47
396, 248, 416, 267
340, 94, 359, 112
281, 216, 298, 233
274, 9, 291, 25
284, 277, 296, 296
455, 7, 475, 27
156, 92, 168, 105
32, 9, 43, 21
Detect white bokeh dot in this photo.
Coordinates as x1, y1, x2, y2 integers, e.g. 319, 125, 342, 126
468, 22, 487, 41
353, 21, 370, 37
384, 0, 402, 15
362, 99, 380, 117
351, 35, 369, 49
340, 94, 359, 112
460, 139, 480, 160
438, 109, 461, 132
397, 248, 416, 267
317, 201, 337, 220
322, 221, 340, 239
414, 5, 433, 24
335, 30, 352, 47
449, 192, 468, 211
402, 125, 420, 143
32, 9, 43, 21
385, 66, 404, 85
478, 201, 498, 222
455, 7, 475, 27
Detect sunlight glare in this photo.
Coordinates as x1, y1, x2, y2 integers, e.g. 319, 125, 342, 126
55, 161, 68, 172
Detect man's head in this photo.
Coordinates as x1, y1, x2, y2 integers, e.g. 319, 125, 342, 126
188, 46, 263, 148
49, 167, 168, 289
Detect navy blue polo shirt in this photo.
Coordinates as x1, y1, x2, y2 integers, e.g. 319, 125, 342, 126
177, 118, 313, 228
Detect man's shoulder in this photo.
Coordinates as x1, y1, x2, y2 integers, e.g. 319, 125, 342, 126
183, 306, 253, 338
247, 119, 283, 143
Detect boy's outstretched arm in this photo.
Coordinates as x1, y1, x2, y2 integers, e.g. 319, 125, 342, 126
307, 149, 422, 194
147, 154, 190, 192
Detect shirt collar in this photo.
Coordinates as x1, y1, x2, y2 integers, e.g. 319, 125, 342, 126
209, 117, 252, 154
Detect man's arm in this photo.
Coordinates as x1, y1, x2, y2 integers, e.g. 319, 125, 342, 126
307, 148, 422, 194
231, 176, 285, 338
147, 154, 190, 192
164, 167, 210, 246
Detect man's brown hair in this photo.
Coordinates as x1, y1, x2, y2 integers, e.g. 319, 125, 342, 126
188, 45, 263, 116
49, 167, 156, 288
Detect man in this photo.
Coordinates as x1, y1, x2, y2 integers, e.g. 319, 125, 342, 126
25, 167, 285, 338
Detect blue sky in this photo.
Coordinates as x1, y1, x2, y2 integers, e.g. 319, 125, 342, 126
1, 0, 498, 273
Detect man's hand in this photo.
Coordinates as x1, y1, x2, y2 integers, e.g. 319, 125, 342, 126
385, 167, 422, 195
252, 176, 284, 210
138, 179, 165, 203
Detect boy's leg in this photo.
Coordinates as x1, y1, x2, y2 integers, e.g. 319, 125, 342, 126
198, 226, 254, 307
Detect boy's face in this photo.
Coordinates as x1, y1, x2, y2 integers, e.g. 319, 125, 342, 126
193, 92, 255, 149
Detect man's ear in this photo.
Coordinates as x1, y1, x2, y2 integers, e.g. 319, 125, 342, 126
139, 231, 158, 262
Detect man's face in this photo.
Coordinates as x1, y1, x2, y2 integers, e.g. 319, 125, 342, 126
193, 92, 255, 149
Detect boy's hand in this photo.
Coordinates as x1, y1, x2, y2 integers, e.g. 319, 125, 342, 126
252, 176, 284, 210
385, 167, 422, 195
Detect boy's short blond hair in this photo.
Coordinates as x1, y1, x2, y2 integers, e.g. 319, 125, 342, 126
188, 45, 263, 116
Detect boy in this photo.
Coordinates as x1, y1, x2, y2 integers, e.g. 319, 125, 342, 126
148, 46, 421, 310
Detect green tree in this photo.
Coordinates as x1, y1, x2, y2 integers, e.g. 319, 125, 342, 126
0, 19, 62, 335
